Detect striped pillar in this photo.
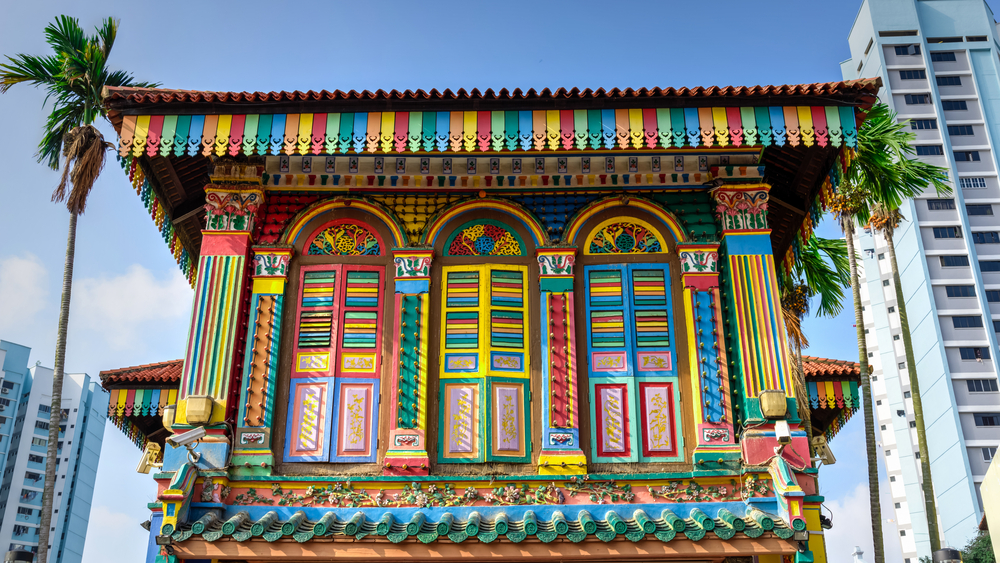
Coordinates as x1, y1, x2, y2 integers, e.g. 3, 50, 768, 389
536, 248, 586, 475
175, 186, 264, 428
678, 244, 737, 457
232, 246, 292, 472
384, 249, 433, 476
712, 184, 794, 421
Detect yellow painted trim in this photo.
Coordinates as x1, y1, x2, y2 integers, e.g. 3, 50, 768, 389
253, 278, 286, 294
565, 196, 687, 245
538, 453, 588, 475
682, 287, 703, 423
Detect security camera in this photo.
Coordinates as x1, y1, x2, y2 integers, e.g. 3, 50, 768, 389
135, 442, 163, 474
166, 426, 206, 448
775, 420, 792, 445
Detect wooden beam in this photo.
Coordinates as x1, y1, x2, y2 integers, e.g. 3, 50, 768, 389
171, 536, 797, 562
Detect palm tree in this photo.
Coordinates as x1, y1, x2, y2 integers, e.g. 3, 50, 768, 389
853, 105, 951, 553
781, 235, 852, 448
1, 16, 156, 562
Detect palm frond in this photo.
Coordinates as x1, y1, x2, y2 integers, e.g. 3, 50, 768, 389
793, 236, 850, 318
95, 17, 117, 59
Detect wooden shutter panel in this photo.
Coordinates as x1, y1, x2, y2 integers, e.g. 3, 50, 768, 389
486, 266, 529, 462
439, 267, 484, 463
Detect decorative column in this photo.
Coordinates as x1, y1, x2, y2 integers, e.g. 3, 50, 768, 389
678, 244, 738, 465
711, 184, 795, 421
384, 249, 433, 476
231, 246, 292, 475
169, 186, 263, 469
536, 248, 586, 475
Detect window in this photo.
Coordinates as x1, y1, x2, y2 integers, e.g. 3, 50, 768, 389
37, 405, 49, 414
898, 362, 907, 369
877, 400, 883, 406
987, 290, 1000, 302
886, 449, 892, 456
581, 263, 679, 463
911, 119, 937, 130
938, 76, 963, 86
949, 125, 974, 136
27, 455, 42, 464
961, 347, 991, 360
900, 70, 927, 80
865, 39, 874, 55
995, 320, 1000, 332
955, 151, 982, 162
881, 30, 918, 37
904, 391, 911, 398
947, 285, 976, 297
878, 253, 885, 260
30, 438, 45, 447
975, 413, 1000, 426
984, 447, 998, 461
981, 261, 1000, 272
928, 198, 956, 210
895, 502, 901, 509
905, 94, 930, 104
916, 145, 944, 156
909, 420, 917, 428
928, 37, 963, 43
893, 334, 901, 341
869, 352, 875, 357
961, 177, 988, 189
931, 52, 957, 62
968, 205, 993, 216
968, 379, 999, 392
890, 476, 896, 482
23, 472, 40, 483
888, 306, 896, 313
883, 279, 891, 286
942, 100, 969, 111
974, 232, 1000, 243
16, 508, 31, 516
894, 44, 920, 55
934, 227, 962, 238
953, 316, 984, 328
33, 421, 47, 431
968, 36, 988, 42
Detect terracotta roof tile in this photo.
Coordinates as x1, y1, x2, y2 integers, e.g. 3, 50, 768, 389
99, 359, 182, 389
103, 79, 880, 106
801, 356, 861, 379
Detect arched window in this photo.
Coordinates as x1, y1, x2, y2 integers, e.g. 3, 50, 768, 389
433, 217, 535, 465
280, 215, 392, 465
575, 214, 686, 465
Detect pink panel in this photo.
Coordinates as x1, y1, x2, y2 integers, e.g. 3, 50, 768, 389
338, 384, 371, 454
595, 384, 628, 456
495, 386, 520, 451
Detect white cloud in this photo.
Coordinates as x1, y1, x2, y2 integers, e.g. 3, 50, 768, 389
71, 265, 192, 351
0, 253, 48, 333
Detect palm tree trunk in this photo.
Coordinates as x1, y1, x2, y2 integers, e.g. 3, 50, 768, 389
795, 341, 814, 453
882, 222, 941, 552
38, 212, 76, 563
844, 218, 884, 563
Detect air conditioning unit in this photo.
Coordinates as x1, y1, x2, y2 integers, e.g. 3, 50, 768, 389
1, 388, 10, 395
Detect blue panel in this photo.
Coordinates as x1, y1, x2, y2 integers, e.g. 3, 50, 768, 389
601, 109, 616, 149
353, 112, 368, 153
518, 111, 533, 151
283, 377, 335, 463
768, 107, 786, 146
329, 378, 380, 463
684, 108, 700, 147
723, 233, 773, 255
268, 114, 285, 155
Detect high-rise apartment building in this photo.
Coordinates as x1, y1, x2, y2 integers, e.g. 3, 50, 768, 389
0, 341, 108, 563
842, 0, 1000, 560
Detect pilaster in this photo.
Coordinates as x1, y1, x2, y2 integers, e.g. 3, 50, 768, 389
536, 248, 586, 475
231, 246, 292, 475
175, 185, 263, 433
384, 249, 433, 475
678, 244, 738, 466
711, 184, 795, 422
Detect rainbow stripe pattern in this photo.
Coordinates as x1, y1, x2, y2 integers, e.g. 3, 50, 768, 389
341, 311, 377, 349
297, 270, 336, 348
490, 270, 524, 308
344, 271, 379, 307
445, 312, 479, 349
634, 311, 670, 348
587, 271, 624, 307
446, 271, 479, 308
631, 270, 667, 306
490, 311, 524, 349
590, 311, 626, 348
117, 106, 859, 159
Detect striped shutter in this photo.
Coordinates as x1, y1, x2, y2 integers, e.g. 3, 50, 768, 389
439, 265, 530, 463
285, 264, 384, 464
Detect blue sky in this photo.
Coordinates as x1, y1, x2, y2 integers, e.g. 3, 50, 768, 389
2, 0, 991, 561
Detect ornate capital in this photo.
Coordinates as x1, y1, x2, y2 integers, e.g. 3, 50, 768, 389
252, 246, 293, 278
536, 248, 576, 278
392, 249, 434, 280
678, 244, 720, 275
710, 183, 770, 232
204, 185, 265, 232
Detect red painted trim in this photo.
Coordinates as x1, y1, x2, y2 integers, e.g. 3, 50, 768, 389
303, 219, 386, 257
639, 382, 677, 458
594, 383, 630, 458
200, 232, 251, 256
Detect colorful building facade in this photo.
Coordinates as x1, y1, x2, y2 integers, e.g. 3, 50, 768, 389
101, 80, 878, 563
